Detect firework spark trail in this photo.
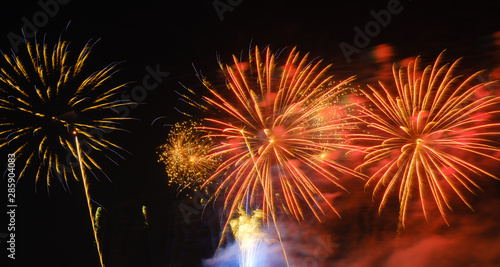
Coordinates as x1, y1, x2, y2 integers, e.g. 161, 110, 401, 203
196, 46, 363, 241
75, 132, 105, 267
158, 120, 219, 194
353, 51, 500, 227
0, 35, 134, 266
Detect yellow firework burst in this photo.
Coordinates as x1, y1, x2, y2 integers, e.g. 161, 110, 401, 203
0, 37, 133, 188
354, 51, 500, 226
158, 120, 219, 192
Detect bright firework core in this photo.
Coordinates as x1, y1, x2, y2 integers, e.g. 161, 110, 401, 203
230, 209, 266, 267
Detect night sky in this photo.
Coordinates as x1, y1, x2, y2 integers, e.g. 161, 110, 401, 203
1, 0, 500, 266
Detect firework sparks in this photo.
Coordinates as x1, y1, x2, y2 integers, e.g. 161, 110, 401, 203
142, 205, 149, 226
158, 120, 219, 193
354, 51, 500, 226
0, 36, 133, 266
95, 206, 104, 232
199, 46, 362, 227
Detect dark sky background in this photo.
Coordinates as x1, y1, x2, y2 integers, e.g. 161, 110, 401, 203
1, 0, 500, 266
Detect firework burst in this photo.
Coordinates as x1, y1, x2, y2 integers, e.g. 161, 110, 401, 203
199, 46, 362, 226
0, 36, 132, 187
0, 35, 133, 266
158, 120, 219, 193
354, 51, 500, 226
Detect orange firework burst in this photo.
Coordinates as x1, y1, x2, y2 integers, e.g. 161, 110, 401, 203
354, 51, 500, 226
199, 46, 362, 226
